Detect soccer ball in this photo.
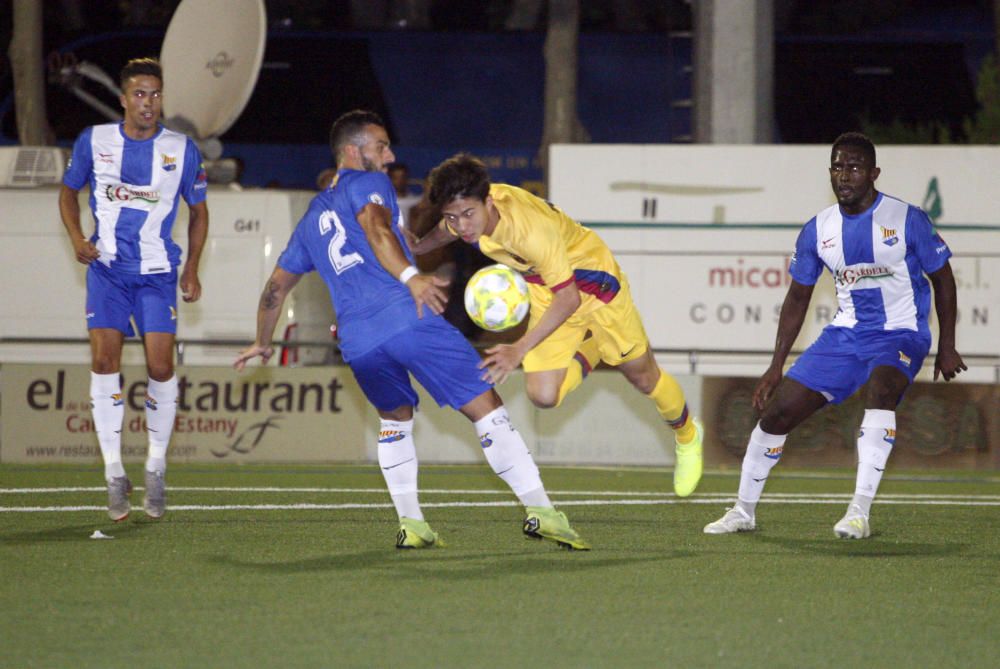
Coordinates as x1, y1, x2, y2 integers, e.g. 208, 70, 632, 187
464, 264, 530, 332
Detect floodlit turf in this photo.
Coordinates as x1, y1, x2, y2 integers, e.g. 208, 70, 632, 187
2, 463, 999, 668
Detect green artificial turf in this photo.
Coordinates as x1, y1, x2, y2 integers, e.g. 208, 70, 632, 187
2, 464, 998, 668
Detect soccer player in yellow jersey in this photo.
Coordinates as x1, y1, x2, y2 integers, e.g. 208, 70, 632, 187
417, 153, 703, 496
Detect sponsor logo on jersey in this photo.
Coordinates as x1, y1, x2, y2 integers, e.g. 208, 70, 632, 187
880, 226, 899, 247
97, 152, 115, 164
898, 351, 911, 367
834, 265, 892, 286
161, 154, 177, 172
821, 236, 837, 249
764, 445, 783, 460
479, 433, 493, 448
883, 428, 896, 446
367, 192, 385, 206
377, 430, 405, 444
104, 184, 160, 204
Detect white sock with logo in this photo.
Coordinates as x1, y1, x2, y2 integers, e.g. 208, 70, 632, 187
90, 372, 125, 482
852, 409, 895, 517
377, 418, 423, 520
474, 406, 551, 508
145, 375, 178, 473
736, 422, 787, 517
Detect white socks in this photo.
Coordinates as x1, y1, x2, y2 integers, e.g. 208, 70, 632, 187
851, 409, 895, 517
145, 375, 177, 473
92, 373, 179, 480
377, 418, 423, 520
474, 407, 552, 508
378, 408, 553, 522
736, 422, 787, 517
90, 372, 125, 481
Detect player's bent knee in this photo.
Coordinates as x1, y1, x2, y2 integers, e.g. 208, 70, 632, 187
759, 413, 794, 436
526, 387, 559, 409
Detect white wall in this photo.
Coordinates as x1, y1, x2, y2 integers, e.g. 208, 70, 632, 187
0, 186, 325, 365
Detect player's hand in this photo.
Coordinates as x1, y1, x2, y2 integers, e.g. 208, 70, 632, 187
180, 267, 202, 303
406, 273, 449, 318
479, 344, 525, 385
934, 347, 967, 381
233, 343, 274, 371
72, 238, 100, 265
752, 365, 783, 412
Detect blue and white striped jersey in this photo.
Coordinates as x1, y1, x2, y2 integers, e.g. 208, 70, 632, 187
789, 192, 951, 336
63, 122, 207, 275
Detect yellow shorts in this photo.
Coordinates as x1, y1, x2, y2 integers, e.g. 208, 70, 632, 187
522, 277, 650, 373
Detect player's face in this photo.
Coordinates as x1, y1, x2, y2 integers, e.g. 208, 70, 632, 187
829, 146, 880, 214
441, 196, 495, 243
119, 74, 162, 138
357, 125, 395, 173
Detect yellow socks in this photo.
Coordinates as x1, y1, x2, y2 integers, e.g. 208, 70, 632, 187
555, 337, 602, 407
647, 370, 696, 443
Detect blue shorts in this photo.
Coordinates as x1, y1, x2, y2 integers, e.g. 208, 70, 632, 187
787, 326, 930, 404
86, 261, 178, 336
347, 315, 492, 411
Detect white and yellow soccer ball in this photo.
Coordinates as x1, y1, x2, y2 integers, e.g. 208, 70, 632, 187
464, 263, 530, 332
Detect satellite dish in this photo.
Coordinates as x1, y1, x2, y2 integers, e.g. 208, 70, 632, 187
160, 0, 266, 158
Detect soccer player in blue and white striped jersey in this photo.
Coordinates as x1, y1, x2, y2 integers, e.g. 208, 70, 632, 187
705, 132, 966, 539
58, 57, 209, 522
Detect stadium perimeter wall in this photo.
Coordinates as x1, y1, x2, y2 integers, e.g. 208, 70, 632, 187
2, 363, 996, 469
1, 145, 997, 467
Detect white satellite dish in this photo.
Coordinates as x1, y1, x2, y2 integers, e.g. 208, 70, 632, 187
160, 0, 266, 158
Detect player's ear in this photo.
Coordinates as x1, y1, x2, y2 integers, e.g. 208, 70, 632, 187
871, 166, 881, 182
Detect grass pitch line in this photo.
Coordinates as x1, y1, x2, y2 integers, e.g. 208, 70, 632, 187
3, 486, 1000, 501
5, 495, 1000, 513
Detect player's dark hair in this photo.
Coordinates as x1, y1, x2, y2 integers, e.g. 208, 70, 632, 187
329, 110, 385, 162
832, 131, 876, 165
427, 153, 491, 206
387, 162, 409, 175
120, 57, 162, 88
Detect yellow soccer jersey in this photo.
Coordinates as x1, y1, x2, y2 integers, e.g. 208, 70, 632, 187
477, 184, 623, 315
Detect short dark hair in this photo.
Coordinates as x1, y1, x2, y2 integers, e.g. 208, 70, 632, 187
427, 153, 491, 206
387, 162, 409, 175
120, 57, 162, 88
832, 131, 876, 165
329, 110, 385, 162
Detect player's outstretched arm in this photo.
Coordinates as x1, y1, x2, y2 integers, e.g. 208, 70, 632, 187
58, 184, 99, 265
409, 220, 457, 255
753, 280, 813, 411
481, 282, 580, 384
234, 266, 302, 371
928, 262, 967, 381
358, 202, 448, 317
180, 201, 209, 303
